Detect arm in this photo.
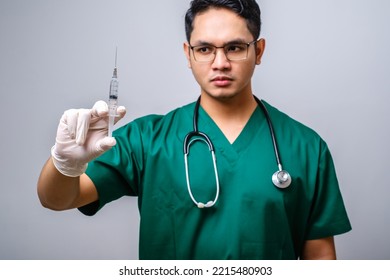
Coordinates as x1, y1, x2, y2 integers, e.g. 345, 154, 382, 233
300, 236, 336, 260
37, 158, 98, 211
37, 101, 126, 211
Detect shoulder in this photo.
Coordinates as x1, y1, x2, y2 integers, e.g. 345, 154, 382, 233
262, 100, 323, 142
114, 102, 195, 137
261, 100, 330, 157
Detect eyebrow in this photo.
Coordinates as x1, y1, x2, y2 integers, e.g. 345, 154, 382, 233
190, 38, 249, 46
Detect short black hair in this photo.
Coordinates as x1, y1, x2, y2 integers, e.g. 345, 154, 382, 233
185, 0, 261, 42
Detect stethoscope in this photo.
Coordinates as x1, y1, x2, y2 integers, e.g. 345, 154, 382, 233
183, 96, 292, 208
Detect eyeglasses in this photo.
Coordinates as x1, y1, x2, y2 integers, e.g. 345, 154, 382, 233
189, 40, 258, 63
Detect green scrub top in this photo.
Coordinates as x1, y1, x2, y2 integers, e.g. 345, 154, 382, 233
80, 101, 351, 260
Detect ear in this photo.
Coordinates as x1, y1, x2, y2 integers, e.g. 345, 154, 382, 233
183, 42, 192, 69
255, 38, 266, 65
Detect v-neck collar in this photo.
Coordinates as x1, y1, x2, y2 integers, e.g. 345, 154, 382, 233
197, 105, 267, 158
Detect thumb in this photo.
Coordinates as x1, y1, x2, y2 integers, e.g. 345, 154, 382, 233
95, 136, 117, 153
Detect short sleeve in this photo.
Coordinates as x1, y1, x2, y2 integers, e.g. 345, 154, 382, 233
305, 141, 352, 240
78, 123, 143, 216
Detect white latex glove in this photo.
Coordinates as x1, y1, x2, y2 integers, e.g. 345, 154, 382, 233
51, 100, 126, 177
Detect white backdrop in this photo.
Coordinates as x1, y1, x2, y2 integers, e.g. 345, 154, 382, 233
0, 0, 389, 259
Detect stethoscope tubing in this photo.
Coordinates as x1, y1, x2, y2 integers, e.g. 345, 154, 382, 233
183, 96, 291, 208
253, 96, 282, 168
184, 137, 220, 208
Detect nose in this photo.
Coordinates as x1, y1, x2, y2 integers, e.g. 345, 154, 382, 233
211, 48, 231, 70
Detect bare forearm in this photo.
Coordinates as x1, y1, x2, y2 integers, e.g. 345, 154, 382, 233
301, 236, 336, 260
37, 157, 81, 211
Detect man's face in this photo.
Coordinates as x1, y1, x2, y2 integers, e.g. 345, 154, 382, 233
184, 8, 265, 101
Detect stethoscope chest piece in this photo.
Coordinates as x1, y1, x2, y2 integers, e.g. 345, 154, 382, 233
272, 169, 292, 189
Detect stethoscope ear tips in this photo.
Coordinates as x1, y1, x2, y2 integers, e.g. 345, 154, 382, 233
272, 170, 292, 189
197, 201, 215, 208
197, 202, 205, 208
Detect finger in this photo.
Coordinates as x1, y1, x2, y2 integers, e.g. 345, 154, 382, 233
64, 109, 79, 139
115, 106, 127, 124
76, 109, 91, 145
91, 100, 109, 118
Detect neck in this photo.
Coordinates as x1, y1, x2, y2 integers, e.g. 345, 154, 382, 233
200, 92, 258, 143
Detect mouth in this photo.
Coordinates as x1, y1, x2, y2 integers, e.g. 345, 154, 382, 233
210, 75, 233, 87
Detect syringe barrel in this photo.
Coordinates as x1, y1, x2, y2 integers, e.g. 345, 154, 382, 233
109, 77, 119, 100
108, 77, 119, 137
109, 78, 119, 112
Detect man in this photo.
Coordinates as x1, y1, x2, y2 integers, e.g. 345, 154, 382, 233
37, 0, 351, 259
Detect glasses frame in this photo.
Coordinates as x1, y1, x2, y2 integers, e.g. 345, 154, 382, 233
189, 40, 258, 63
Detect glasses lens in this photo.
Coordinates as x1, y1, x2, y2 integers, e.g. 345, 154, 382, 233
192, 45, 215, 62
225, 43, 248, 61
191, 41, 254, 62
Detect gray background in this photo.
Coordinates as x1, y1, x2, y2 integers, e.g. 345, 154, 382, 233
0, 0, 389, 259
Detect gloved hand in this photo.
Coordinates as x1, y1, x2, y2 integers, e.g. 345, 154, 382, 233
51, 100, 126, 177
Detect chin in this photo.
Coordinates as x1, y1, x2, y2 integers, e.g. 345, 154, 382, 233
203, 90, 240, 101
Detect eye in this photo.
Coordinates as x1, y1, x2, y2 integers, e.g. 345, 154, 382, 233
194, 46, 213, 54
226, 44, 245, 53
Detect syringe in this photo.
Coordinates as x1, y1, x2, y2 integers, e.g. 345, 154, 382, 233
108, 47, 119, 137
